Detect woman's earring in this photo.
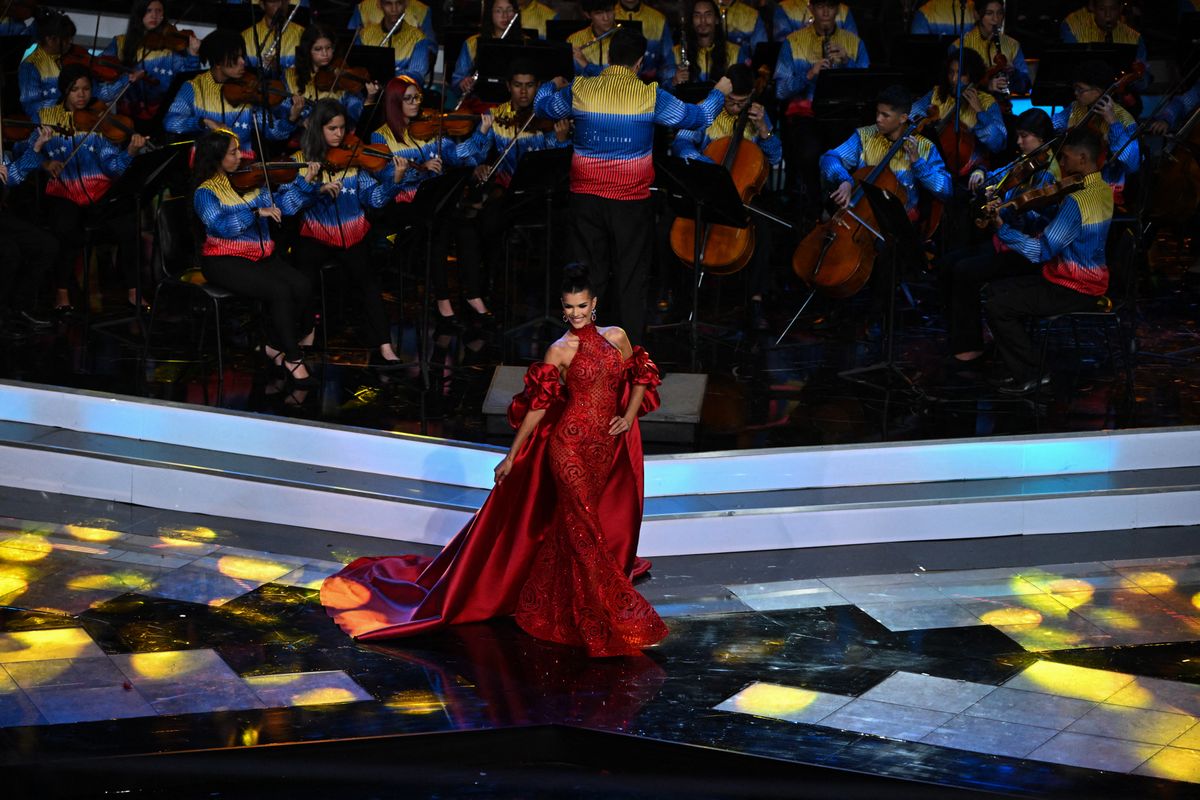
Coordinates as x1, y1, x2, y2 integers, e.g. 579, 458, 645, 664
590, 308, 597, 321
562, 313, 568, 322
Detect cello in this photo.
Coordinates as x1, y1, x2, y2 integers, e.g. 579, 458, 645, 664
791, 115, 924, 299
668, 66, 770, 276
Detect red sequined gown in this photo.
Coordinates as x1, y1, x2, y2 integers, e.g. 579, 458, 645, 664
321, 323, 667, 657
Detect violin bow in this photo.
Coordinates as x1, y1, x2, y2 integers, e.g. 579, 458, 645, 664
60, 79, 137, 170
479, 110, 537, 185
453, 12, 521, 112
324, 26, 363, 99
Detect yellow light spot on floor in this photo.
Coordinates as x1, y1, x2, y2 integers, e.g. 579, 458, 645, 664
1046, 581, 1095, 610
1094, 609, 1141, 630
1018, 660, 1133, 701
1138, 747, 1200, 783
0, 628, 100, 663
215, 555, 289, 583
127, 651, 209, 680
726, 682, 818, 719
62, 525, 123, 543
1127, 571, 1177, 589
157, 526, 218, 541
290, 687, 360, 706
156, 536, 208, 550
1020, 593, 1072, 619
981, 607, 1042, 626
0, 535, 53, 562
1192, 592, 1200, 613
65, 571, 151, 592
240, 726, 261, 747
384, 689, 445, 714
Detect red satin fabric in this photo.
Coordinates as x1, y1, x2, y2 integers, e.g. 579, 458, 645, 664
321, 324, 666, 656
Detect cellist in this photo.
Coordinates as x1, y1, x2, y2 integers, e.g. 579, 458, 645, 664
910, 49, 1008, 171
1053, 60, 1139, 204
672, 64, 781, 331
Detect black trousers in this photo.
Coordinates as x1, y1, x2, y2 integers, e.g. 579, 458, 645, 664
201, 253, 313, 362
43, 195, 138, 293
983, 273, 1098, 382
0, 211, 57, 312
569, 192, 653, 346
454, 192, 509, 297
292, 236, 391, 348
941, 243, 1037, 354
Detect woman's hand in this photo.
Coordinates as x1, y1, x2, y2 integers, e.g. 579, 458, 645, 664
554, 118, 571, 142
903, 136, 919, 163
304, 161, 321, 182
319, 180, 342, 197
1094, 94, 1117, 125
493, 455, 514, 483
479, 111, 492, 135
424, 156, 443, 175
257, 205, 282, 222
188, 33, 201, 56
459, 74, 476, 94
830, 180, 852, 208
963, 85, 983, 114
33, 124, 53, 152
673, 65, 690, 86
1146, 119, 1169, 136
391, 155, 409, 182
289, 94, 307, 123
608, 415, 633, 436
968, 169, 985, 191
44, 160, 64, 178
127, 133, 147, 155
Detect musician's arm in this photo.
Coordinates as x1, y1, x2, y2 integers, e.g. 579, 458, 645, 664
367, 130, 403, 184
451, 38, 475, 88
671, 128, 713, 163
911, 11, 932, 35
1008, 45, 1032, 96
849, 38, 869, 69
911, 139, 953, 201
164, 83, 201, 134
1108, 115, 1140, 175
657, 24, 675, 77
98, 136, 135, 179
747, 16, 767, 51
19, 61, 51, 118
773, 40, 804, 101
819, 133, 859, 187
276, 167, 317, 216
910, 90, 933, 120
842, 9, 860, 36
452, 128, 491, 165
406, 39, 435, 86
756, 115, 783, 166
266, 104, 299, 140
195, 186, 260, 238
976, 102, 1008, 153
770, 6, 794, 42
997, 198, 1082, 263
653, 84, 723, 130
101, 37, 119, 58
533, 80, 572, 120
94, 74, 131, 105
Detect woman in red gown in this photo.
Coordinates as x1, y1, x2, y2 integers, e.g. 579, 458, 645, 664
321, 266, 668, 657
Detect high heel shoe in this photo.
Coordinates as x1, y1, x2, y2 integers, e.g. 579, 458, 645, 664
282, 358, 318, 388
257, 346, 286, 376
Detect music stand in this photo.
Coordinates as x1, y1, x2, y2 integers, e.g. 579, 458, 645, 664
673, 82, 717, 104
836, 181, 927, 400
0, 35, 29, 114
407, 167, 474, 389
504, 146, 572, 337
546, 20, 587, 43
890, 36, 954, 96
475, 40, 573, 102
651, 156, 748, 366
750, 41, 782, 75
1032, 45, 1138, 109
347, 43, 398, 87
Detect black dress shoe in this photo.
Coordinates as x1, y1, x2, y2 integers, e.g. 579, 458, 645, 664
435, 313, 462, 332
465, 305, 496, 326
369, 350, 405, 370
17, 310, 53, 330
996, 374, 1051, 395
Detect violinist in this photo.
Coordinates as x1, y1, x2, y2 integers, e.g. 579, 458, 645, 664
569, 0, 618, 77
192, 128, 316, 386
455, 61, 572, 324
773, 0, 857, 42
103, 0, 201, 124
911, 49, 1008, 169
911, 0, 975, 36
349, 0, 437, 43
1061, 0, 1149, 90
284, 23, 381, 127
664, 0, 745, 89
775, 0, 868, 208
19, 9, 145, 118
243, 0, 305, 73
369, 75, 492, 325
951, 0, 1031, 99
672, 64, 781, 331
820, 85, 952, 221
1053, 60, 1139, 204
515, 0, 559, 40
165, 30, 297, 158
943, 109, 1059, 369
615, 0, 674, 83
0, 129, 58, 331
452, 0, 522, 100
982, 128, 1113, 394
26, 64, 150, 313
712, 0, 766, 54
358, 0, 435, 85
277, 100, 410, 366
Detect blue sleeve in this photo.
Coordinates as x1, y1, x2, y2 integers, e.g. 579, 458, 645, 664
912, 12, 932, 35
534, 81, 573, 119
367, 130, 399, 183
398, 40, 433, 83
672, 127, 713, 163
342, 91, 365, 124
1109, 118, 1140, 175
658, 25, 675, 76
748, 16, 767, 51
19, 61, 48, 117
102, 37, 119, 58
266, 106, 297, 141
95, 74, 131, 105
452, 129, 489, 165
758, 124, 783, 166
820, 132, 860, 185
660, 46, 677, 86
276, 173, 317, 216
850, 38, 869, 68
911, 90, 934, 119
165, 82, 200, 133
359, 166, 399, 208
580, 62, 604, 77
998, 196, 1082, 262
5, 146, 42, 186
774, 40, 806, 101
349, 7, 362, 28
451, 40, 473, 87
1008, 46, 1032, 95
772, 6, 795, 42
1052, 107, 1070, 133
842, 9, 859, 36
195, 187, 258, 238
976, 102, 1007, 153
419, 12, 437, 42
653, 86, 723, 129
172, 51, 203, 75
99, 138, 134, 179
912, 144, 953, 201
1060, 21, 1078, 43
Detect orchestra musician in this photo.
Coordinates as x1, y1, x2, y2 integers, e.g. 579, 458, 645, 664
982, 128, 1114, 394
103, 0, 202, 124
277, 99, 410, 366
1061, 0, 1149, 80
773, 0, 857, 41
26, 64, 150, 313
712, 0, 766, 54
165, 30, 298, 158
0, 130, 58, 330
368, 75, 493, 325
911, 48, 1008, 166
455, 60, 573, 325
672, 63, 782, 332
243, 0, 305, 73
820, 85, 952, 221
614, 0, 674, 83
943, 108, 1060, 369
775, 0, 869, 208
534, 26, 734, 345
283, 23, 381, 127
20, 9, 145, 118
664, 0, 745, 89
1054, 60, 1139, 204
569, 0, 618, 77
191, 128, 316, 386
349, 0, 437, 43
358, 0, 435, 85
515, 0, 559, 40
951, 0, 1031, 99
452, 0, 522, 99
911, 0, 975, 36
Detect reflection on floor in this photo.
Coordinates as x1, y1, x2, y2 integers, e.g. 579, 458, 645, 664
2, 229, 1197, 453
1, 488, 1198, 795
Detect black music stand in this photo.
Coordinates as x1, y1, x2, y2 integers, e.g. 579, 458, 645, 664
651, 156, 748, 367
891, 36, 955, 96
408, 167, 474, 390
836, 181, 927, 400
475, 40, 573, 102
504, 146, 572, 337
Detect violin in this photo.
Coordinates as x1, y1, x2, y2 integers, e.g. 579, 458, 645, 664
916, 96, 980, 177
1, 116, 70, 142
228, 159, 305, 192
1078, 63, 1147, 138
407, 111, 482, 139
323, 133, 394, 172
311, 62, 372, 94
492, 108, 556, 133
991, 148, 1052, 197
60, 44, 149, 85
71, 100, 140, 146
978, 173, 1085, 229
220, 74, 290, 107
141, 23, 196, 54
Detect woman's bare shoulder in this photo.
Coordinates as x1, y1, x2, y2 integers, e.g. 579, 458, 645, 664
599, 326, 633, 358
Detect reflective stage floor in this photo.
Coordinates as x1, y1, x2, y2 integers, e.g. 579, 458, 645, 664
2, 487, 1199, 797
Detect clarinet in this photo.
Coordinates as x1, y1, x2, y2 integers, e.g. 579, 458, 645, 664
992, 25, 1011, 103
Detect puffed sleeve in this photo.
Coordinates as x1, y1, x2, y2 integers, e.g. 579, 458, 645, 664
623, 347, 662, 416
506, 362, 563, 429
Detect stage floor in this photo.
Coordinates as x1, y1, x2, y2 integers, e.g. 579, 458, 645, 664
2, 487, 1198, 796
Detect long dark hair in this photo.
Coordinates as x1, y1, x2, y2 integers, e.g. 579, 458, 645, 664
295, 23, 336, 94
192, 128, 237, 187
937, 48, 986, 102
120, 0, 160, 66
481, 0, 517, 40
685, 0, 730, 82
301, 99, 347, 162
57, 64, 93, 105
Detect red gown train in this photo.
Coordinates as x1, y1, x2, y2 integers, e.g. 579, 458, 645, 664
321, 323, 668, 657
